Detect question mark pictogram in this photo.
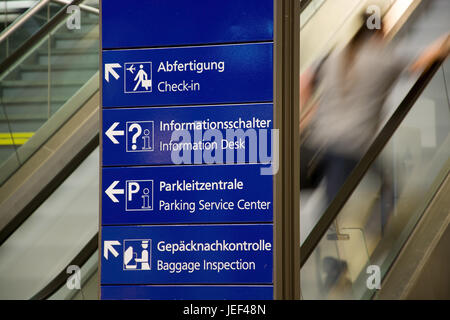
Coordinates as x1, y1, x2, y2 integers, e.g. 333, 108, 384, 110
129, 123, 142, 150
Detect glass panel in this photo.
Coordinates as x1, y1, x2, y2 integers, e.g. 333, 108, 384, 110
0, 147, 99, 299
49, 6, 99, 117
300, 0, 327, 29
83, 0, 99, 9
48, 251, 99, 300
0, 0, 99, 185
0, 1, 64, 62
300, 0, 450, 243
301, 59, 450, 299
70, 267, 98, 300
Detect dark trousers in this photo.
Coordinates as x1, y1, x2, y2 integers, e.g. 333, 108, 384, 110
323, 152, 359, 206
323, 151, 394, 234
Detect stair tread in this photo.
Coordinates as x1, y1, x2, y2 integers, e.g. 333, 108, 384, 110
53, 31, 99, 40
20, 63, 98, 71
37, 47, 99, 55
1, 80, 87, 87
2, 96, 68, 103
0, 114, 49, 121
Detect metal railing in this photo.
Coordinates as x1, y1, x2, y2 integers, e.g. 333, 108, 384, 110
0, 0, 98, 47
0, 0, 51, 44
51, 0, 98, 15
31, 233, 98, 300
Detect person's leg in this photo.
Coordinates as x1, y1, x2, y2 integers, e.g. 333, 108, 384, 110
324, 152, 359, 206
372, 162, 395, 235
321, 152, 358, 292
300, 145, 326, 190
380, 179, 394, 234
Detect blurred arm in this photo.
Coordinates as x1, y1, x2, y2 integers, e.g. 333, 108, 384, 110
409, 33, 450, 73
300, 68, 314, 112
300, 68, 315, 133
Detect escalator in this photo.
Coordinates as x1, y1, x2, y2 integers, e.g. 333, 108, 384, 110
0, 0, 447, 300
300, 0, 450, 299
300, 57, 449, 299
0, 0, 99, 299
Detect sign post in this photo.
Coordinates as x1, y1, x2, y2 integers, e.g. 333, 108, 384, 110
99, 0, 287, 300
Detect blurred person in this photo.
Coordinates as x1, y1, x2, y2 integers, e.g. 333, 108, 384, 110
300, 11, 449, 292
301, 12, 449, 216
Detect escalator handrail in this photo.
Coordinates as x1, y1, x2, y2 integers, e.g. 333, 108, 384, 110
0, 0, 96, 77
0, 0, 99, 46
0, 0, 52, 45
300, 58, 446, 268
300, 0, 314, 13
51, 0, 99, 15
31, 233, 98, 300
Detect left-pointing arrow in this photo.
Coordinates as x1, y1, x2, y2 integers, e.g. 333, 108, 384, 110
105, 180, 124, 203
105, 63, 121, 82
105, 122, 124, 144
104, 240, 120, 260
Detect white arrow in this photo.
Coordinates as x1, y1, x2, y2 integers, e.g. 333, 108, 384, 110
105, 63, 121, 82
104, 240, 121, 260
105, 122, 124, 144
105, 180, 124, 203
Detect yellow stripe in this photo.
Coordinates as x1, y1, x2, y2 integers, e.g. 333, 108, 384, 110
0, 132, 34, 145
0, 132, 34, 138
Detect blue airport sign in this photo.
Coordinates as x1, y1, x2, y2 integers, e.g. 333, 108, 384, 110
102, 43, 273, 108
102, 104, 274, 167
102, 164, 273, 225
100, 0, 275, 299
101, 285, 273, 300
102, 0, 273, 49
101, 224, 273, 285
